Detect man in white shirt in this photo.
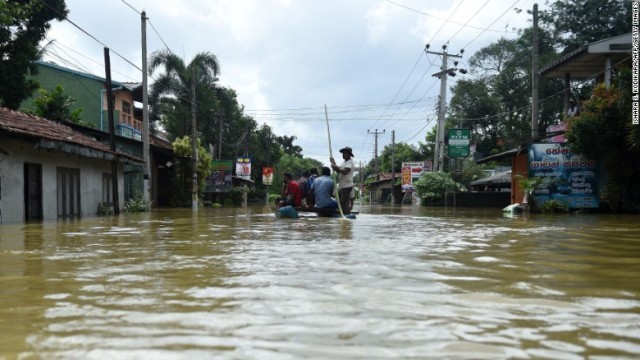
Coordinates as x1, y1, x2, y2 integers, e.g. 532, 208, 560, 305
330, 146, 355, 214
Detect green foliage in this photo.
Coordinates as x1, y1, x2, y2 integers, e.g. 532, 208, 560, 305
123, 196, 150, 213
31, 84, 84, 124
539, 0, 631, 53
540, 199, 569, 213
272, 153, 323, 193
414, 171, 463, 205
377, 142, 427, 173
170, 136, 213, 205
0, 0, 68, 109
454, 160, 488, 189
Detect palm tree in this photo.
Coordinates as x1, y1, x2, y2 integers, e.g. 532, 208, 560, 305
148, 50, 220, 209
148, 49, 221, 140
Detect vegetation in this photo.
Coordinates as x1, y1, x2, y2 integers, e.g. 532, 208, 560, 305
30, 84, 84, 124
414, 172, 463, 205
170, 136, 213, 206
0, 0, 67, 109
566, 70, 639, 212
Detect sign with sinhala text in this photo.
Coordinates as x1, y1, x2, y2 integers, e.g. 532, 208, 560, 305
448, 128, 470, 157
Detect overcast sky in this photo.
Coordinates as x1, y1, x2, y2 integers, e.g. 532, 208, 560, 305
42, 0, 541, 167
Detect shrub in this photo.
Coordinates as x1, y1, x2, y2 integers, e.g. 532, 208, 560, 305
414, 171, 463, 205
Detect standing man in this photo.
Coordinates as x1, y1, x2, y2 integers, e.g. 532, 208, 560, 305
330, 146, 355, 214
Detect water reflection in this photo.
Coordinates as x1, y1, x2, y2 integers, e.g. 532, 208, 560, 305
0, 205, 638, 358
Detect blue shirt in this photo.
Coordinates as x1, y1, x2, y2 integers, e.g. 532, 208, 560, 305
311, 175, 336, 209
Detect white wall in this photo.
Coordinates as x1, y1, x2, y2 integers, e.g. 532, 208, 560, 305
0, 138, 124, 223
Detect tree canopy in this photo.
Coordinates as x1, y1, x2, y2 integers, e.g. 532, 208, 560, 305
0, 0, 67, 109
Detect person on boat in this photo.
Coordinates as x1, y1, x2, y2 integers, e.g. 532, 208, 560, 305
297, 171, 309, 206
330, 146, 355, 214
309, 166, 338, 212
279, 173, 302, 207
306, 168, 318, 206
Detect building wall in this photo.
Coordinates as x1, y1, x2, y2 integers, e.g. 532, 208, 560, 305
0, 138, 124, 223
22, 63, 105, 127
511, 152, 528, 204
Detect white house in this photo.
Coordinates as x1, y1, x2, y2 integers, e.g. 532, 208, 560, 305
0, 108, 143, 223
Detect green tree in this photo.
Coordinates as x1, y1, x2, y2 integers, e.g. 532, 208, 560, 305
414, 171, 463, 205
272, 154, 322, 194
566, 70, 640, 211
539, 0, 632, 53
31, 84, 83, 123
148, 49, 221, 140
377, 142, 426, 173
277, 135, 303, 158
170, 136, 213, 206
0, 0, 67, 109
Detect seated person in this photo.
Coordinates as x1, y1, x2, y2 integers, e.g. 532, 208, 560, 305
309, 167, 338, 212
279, 173, 302, 207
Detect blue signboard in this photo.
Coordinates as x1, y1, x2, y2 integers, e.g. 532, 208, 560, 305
528, 143, 598, 209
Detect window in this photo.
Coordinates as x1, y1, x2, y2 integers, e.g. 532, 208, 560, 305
57, 167, 81, 217
122, 100, 131, 115
102, 173, 112, 204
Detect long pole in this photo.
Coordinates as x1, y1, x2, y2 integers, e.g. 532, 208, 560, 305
104, 47, 119, 214
325, 105, 345, 219
531, 3, 540, 141
391, 130, 395, 204
191, 67, 198, 212
141, 11, 150, 206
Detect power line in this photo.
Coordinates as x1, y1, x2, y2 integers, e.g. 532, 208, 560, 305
386, 0, 519, 34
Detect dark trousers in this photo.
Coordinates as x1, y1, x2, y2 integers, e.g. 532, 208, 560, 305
338, 187, 352, 214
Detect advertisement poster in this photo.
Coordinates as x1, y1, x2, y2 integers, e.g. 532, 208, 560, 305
262, 166, 274, 185
205, 160, 233, 193
528, 143, 598, 209
235, 156, 251, 180
401, 161, 430, 192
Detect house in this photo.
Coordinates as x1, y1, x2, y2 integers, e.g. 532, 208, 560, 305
366, 173, 401, 204
21, 60, 174, 206
0, 108, 143, 223
475, 33, 631, 208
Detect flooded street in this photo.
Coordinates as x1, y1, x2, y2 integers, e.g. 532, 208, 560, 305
1, 205, 639, 359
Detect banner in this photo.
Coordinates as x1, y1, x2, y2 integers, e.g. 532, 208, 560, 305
401, 161, 429, 192
205, 160, 233, 193
448, 128, 470, 157
235, 156, 251, 180
528, 143, 598, 209
262, 166, 274, 185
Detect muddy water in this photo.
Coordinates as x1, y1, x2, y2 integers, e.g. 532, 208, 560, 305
0, 205, 639, 359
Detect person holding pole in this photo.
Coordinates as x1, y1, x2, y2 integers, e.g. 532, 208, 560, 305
330, 146, 355, 215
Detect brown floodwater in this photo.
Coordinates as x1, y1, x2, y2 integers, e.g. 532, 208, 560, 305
0, 205, 639, 359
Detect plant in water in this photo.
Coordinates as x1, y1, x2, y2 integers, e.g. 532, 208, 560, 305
540, 199, 569, 213
123, 196, 150, 213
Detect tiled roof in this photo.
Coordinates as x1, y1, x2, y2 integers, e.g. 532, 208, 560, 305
0, 107, 143, 164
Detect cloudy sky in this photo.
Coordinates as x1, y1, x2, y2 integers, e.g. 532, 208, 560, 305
43, 0, 541, 167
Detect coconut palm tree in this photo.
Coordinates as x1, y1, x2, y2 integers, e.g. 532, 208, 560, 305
148, 49, 221, 140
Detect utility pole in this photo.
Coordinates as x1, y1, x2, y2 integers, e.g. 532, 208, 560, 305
368, 128, 385, 178
531, 3, 540, 142
141, 11, 150, 206
218, 108, 224, 160
426, 44, 463, 172
391, 130, 396, 204
104, 47, 119, 214
191, 67, 198, 212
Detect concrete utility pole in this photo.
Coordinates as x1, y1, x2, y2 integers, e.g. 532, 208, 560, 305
391, 130, 395, 204
531, 3, 540, 142
368, 128, 385, 178
426, 44, 463, 172
104, 47, 119, 214
191, 67, 198, 212
141, 11, 150, 206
